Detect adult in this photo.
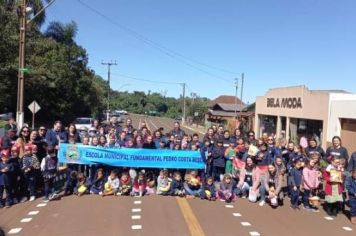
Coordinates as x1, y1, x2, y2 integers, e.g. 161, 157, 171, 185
260, 163, 283, 207
247, 131, 258, 146
214, 125, 225, 141
124, 117, 134, 139
231, 128, 243, 144
142, 135, 156, 149
325, 136, 349, 164
305, 137, 326, 160
267, 136, 281, 160
45, 121, 68, 147
15, 126, 31, 157
67, 123, 81, 144
1, 128, 18, 149
170, 121, 185, 138
347, 150, 356, 172
203, 127, 217, 146
4, 118, 17, 132
36, 126, 48, 162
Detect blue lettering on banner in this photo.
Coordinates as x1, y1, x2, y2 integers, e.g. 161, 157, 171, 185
58, 144, 204, 169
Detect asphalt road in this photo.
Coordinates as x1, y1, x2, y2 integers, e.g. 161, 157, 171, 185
1, 114, 355, 236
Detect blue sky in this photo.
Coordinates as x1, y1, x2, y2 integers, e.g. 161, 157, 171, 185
45, 0, 356, 103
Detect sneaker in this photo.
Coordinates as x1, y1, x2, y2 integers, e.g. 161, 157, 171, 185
20, 197, 27, 203
312, 208, 320, 213
259, 201, 265, 206
303, 206, 312, 211
116, 192, 122, 196
241, 195, 247, 199
51, 193, 58, 200
42, 197, 49, 203
5, 203, 11, 208
29, 196, 36, 202
99, 191, 103, 196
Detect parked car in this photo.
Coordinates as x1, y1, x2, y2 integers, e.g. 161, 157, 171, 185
110, 112, 122, 123
115, 110, 128, 115
74, 117, 93, 131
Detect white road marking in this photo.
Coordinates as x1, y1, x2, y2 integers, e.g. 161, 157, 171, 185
225, 205, 234, 208
342, 227, 353, 231
132, 208, 142, 212
28, 211, 39, 216
131, 215, 141, 220
149, 119, 158, 130
36, 203, 47, 207
131, 225, 142, 230
241, 222, 252, 226
20, 218, 32, 223
324, 216, 334, 221
134, 200, 142, 204
233, 213, 242, 217
8, 228, 22, 234
249, 232, 261, 236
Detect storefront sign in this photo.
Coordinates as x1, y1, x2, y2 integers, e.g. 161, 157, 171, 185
267, 97, 302, 109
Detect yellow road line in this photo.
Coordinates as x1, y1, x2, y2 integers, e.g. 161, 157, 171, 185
176, 197, 205, 236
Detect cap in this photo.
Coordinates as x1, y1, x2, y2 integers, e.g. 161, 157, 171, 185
1, 149, 9, 157
11, 145, 20, 153
24, 145, 32, 152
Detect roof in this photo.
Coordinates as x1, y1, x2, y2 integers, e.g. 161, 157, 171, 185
310, 90, 350, 94
208, 95, 244, 108
212, 103, 245, 112
207, 110, 253, 117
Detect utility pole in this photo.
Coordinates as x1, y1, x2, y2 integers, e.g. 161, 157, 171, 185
234, 78, 238, 120
239, 73, 245, 118
101, 60, 117, 122
16, 0, 27, 128
182, 83, 186, 125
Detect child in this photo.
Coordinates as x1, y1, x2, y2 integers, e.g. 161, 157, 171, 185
211, 140, 225, 182
131, 171, 147, 197
21, 145, 40, 201
90, 168, 105, 195
117, 172, 132, 196
200, 139, 212, 178
64, 171, 78, 195
41, 146, 58, 202
289, 157, 304, 209
103, 169, 119, 196
0, 149, 14, 208
345, 168, 356, 224
184, 170, 201, 198
9, 145, 22, 204
323, 156, 344, 216
224, 141, 236, 174
156, 169, 172, 195
302, 158, 320, 211
74, 173, 90, 196
216, 174, 236, 203
200, 176, 216, 201
168, 171, 185, 197
145, 170, 156, 195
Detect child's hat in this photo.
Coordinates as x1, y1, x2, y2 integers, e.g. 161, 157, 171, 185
1, 149, 10, 157
24, 145, 32, 151
11, 145, 20, 153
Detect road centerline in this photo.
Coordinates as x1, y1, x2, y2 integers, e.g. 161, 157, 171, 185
176, 197, 205, 236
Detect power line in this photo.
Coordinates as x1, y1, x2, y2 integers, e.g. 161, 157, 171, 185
76, 0, 235, 84
110, 72, 182, 85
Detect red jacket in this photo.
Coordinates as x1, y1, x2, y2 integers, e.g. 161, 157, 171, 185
323, 171, 343, 195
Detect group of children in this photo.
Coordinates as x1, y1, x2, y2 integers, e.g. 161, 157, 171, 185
0, 143, 58, 207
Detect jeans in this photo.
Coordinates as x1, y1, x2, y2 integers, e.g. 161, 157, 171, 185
290, 187, 300, 206
44, 177, 55, 198
235, 182, 251, 196
303, 189, 311, 207
25, 174, 36, 197
212, 166, 225, 182
0, 185, 11, 206
184, 184, 201, 196
350, 198, 356, 217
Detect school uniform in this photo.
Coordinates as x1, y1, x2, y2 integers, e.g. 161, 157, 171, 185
211, 146, 225, 182
289, 167, 303, 207
21, 154, 40, 197
0, 161, 14, 207
41, 154, 58, 199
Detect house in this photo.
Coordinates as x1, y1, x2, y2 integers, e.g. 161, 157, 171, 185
205, 95, 255, 132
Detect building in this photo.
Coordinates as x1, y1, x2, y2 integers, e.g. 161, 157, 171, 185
205, 95, 254, 132
254, 85, 356, 152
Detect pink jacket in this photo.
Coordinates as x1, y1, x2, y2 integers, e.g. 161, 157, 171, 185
303, 167, 320, 190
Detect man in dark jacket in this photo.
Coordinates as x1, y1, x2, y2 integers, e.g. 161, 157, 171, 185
45, 121, 68, 147
348, 151, 356, 172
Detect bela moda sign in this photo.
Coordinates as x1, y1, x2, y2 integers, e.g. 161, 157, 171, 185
267, 97, 302, 109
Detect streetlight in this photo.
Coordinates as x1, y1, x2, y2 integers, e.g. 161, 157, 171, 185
16, 0, 56, 128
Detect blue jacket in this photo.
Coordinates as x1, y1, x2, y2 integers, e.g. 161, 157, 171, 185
168, 179, 184, 195
200, 146, 212, 164
289, 168, 303, 187
345, 176, 356, 199
0, 162, 14, 186
268, 145, 281, 160
200, 183, 216, 198
45, 129, 68, 147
